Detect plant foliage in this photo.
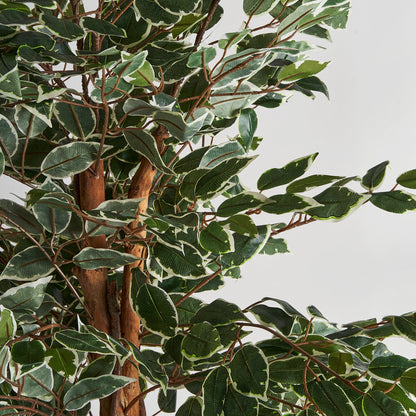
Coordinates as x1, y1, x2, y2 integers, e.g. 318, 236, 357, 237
0, 0, 415, 415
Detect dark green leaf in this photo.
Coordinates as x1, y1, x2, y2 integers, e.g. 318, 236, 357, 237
55, 329, 116, 355
182, 322, 222, 361
158, 389, 177, 413
176, 396, 203, 416
191, 299, 247, 326
221, 214, 258, 237
262, 193, 317, 214
230, 344, 268, 399
135, 283, 178, 338
269, 356, 314, 384
188, 47, 216, 68
40, 12, 84, 40
393, 314, 416, 342
369, 355, 415, 382
199, 222, 232, 253
73, 248, 138, 270
203, 366, 229, 416
397, 169, 416, 189
257, 153, 318, 190
250, 304, 293, 335
11, 340, 45, 365
278, 60, 329, 82
0, 308, 16, 347
361, 161, 389, 191
238, 108, 258, 152
286, 175, 344, 193
79, 356, 116, 380
81, 17, 126, 37
223, 385, 258, 416
259, 237, 289, 255
243, 0, 279, 15
296, 76, 329, 98
217, 192, 268, 217
370, 191, 416, 214
45, 348, 77, 377
0, 113, 18, 156
362, 391, 407, 416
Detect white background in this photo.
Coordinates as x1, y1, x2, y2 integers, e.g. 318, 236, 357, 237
1, 0, 416, 413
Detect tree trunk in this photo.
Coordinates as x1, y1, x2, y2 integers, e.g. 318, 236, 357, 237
120, 125, 168, 416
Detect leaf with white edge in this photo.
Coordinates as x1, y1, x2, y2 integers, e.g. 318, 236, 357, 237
15, 105, 49, 137
154, 0, 201, 15
199, 142, 245, 169
0, 308, 16, 347
181, 322, 222, 361
0, 54, 21, 99
286, 175, 344, 193
114, 51, 148, 76
79, 356, 116, 380
238, 108, 258, 152
370, 191, 416, 214
1, 246, 54, 281
11, 340, 45, 365
297, 76, 329, 98
45, 348, 77, 377
369, 355, 415, 382
203, 366, 229, 416
33, 195, 72, 234
307, 187, 369, 220
223, 385, 258, 416
64, 375, 134, 411
0, 113, 18, 156
123, 97, 159, 116
362, 391, 407, 416
262, 193, 318, 214
220, 225, 270, 269
361, 161, 389, 191
258, 153, 318, 190
278, 60, 329, 82
134, 284, 178, 338
230, 344, 268, 399
0, 275, 52, 314
153, 110, 187, 140
81, 17, 126, 36
124, 128, 174, 174
126, 60, 155, 86
199, 222, 232, 254
73, 248, 139, 270
217, 192, 268, 217
20, 365, 53, 401
400, 367, 416, 395
54, 101, 96, 139
250, 304, 293, 335
269, 356, 314, 384
393, 314, 416, 342
221, 214, 258, 237
196, 156, 256, 201
309, 380, 355, 416
188, 47, 216, 68
55, 329, 116, 355
91, 77, 133, 103
191, 299, 247, 326
397, 169, 416, 189
243, 0, 279, 15
218, 29, 251, 49
0, 199, 41, 236
152, 242, 206, 278
176, 396, 203, 416
259, 237, 289, 255
41, 142, 105, 179
40, 12, 85, 40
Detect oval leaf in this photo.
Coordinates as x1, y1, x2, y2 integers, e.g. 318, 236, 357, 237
73, 247, 139, 270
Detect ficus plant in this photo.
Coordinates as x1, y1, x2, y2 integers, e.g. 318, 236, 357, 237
1, 0, 416, 415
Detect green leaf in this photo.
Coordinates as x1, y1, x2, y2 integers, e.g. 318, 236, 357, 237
257, 153, 318, 190
370, 191, 416, 214
124, 128, 174, 174
243, 0, 279, 15
393, 314, 416, 342
269, 356, 314, 384
191, 299, 247, 326
278, 60, 329, 82
64, 375, 134, 411
369, 355, 415, 382
307, 187, 368, 220
230, 344, 268, 399
0, 113, 18, 156
0, 308, 16, 347
81, 17, 126, 37
176, 396, 203, 416
40, 12, 85, 40
217, 192, 268, 217
41, 142, 105, 179
181, 322, 222, 361
296, 76, 329, 98
199, 142, 245, 169
199, 222, 232, 254
158, 389, 177, 413
20, 365, 53, 401
11, 340, 45, 365
223, 385, 258, 416
259, 237, 289, 255
286, 175, 344, 193
361, 161, 389, 191
32, 195, 72, 234
114, 51, 148, 77
221, 214, 258, 237
0, 275, 52, 314
155, 0, 202, 15
0, 54, 21, 99
126, 60, 155, 86
135, 283, 178, 338
309, 380, 355, 416
152, 242, 206, 278
218, 29, 251, 49
203, 366, 229, 416
153, 110, 187, 141
55, 329, 116, 355
54, 100, 96, 139
250, 304, 293, 335
238, 108, 258, 152
0, 149, 4, 176
73, 247, 139, 270
397, 169, 416, 189
262, 193, 317, 214
399, 367, 416, 396
45, 348, 77, 377
79, 356, 116, 380
1, 246, 54, 281
188, 47, 217, 68
362, 391, 407, 416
